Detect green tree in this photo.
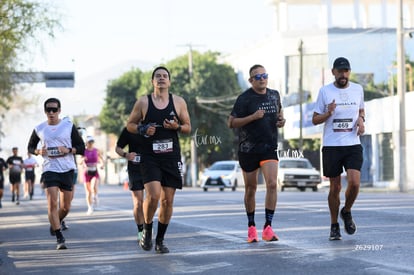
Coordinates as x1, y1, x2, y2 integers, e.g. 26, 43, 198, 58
165, 51, 241, 167
0, 0, 61, 110
112, 51, 241, 167
99, 68, 143, 135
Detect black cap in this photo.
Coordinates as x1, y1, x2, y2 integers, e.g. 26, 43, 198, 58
333, 57, 351, 70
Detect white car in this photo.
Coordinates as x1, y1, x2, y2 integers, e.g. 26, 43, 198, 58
200, 160, 244, 191
278, 157, 321, 192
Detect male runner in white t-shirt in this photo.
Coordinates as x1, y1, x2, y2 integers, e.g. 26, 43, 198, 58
312, 57, 365, 241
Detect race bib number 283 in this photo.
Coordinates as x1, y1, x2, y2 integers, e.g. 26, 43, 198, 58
152, 139, 173, 154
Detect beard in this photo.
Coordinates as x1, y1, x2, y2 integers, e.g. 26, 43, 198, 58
335, 77, 349, 88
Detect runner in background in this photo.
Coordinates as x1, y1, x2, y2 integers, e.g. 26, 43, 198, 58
23, 152, 39, 200
81, 136, 104, 215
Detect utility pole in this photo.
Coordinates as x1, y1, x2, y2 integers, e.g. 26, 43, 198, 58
178, 43, 203, 187
298, 40, 304, 150
397, 0, 407, 192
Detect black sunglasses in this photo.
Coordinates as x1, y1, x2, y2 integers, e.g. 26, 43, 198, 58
252, 73, 268, 80
45, 107, 59, 113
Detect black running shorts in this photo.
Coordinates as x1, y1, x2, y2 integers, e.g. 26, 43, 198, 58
42, 170, 74, 191
128, 170, 144, 191
9, 173, 21, 184
238, 151, 279, 172
140, 155, 183, 189
322, 145, 363, 178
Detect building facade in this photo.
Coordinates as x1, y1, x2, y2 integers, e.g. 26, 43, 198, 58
223, 0, 414, 190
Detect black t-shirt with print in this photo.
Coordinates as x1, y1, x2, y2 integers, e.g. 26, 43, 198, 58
0, 158, 7, 181
116, 127, 143, 172
231, 88, 282, 154
6, 156, 23, 175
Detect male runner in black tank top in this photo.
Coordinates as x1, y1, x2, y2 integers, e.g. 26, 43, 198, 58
228, 64, 286, 243
127, 66, 191, 253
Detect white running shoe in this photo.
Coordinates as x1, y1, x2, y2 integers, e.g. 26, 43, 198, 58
86, 206, 94, 215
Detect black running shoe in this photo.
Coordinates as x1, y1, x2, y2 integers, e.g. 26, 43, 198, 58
56, 237, 67, 250
329, 223, 342, 241
155, 240, 169, 254
139, 228, 153, 251
340, 207, 357, 235
61, 220, 68, 231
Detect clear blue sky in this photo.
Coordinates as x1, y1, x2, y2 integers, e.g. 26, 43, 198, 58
32, 0, 276, 79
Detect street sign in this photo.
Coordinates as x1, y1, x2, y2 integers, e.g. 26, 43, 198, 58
44, 72, 75, 88
11, 72, 75, 88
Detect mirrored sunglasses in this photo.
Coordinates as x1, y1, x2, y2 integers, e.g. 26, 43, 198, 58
253, 73, 268, 80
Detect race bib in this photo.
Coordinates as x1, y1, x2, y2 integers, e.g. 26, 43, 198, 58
333, 118, 353, 132
47, 147, 64, 157
152, 139, 173, 154
87, 166, 97, 172
132, 154, 141, 164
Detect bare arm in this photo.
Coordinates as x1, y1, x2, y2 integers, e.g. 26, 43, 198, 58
126, 96, 147, 134
312, 111, 332, 125
276, 109, 286, 128
357, 108, 365, 135
98, 150, 104, 169
227, 109, 265, 129
176, 96, 191, 134
312, 99, 336, 125
115, 146, 125, 157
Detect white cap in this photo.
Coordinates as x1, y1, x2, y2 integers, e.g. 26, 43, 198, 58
86, 136, 94, 143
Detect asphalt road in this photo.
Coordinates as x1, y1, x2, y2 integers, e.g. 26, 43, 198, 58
1, 183, 413, 275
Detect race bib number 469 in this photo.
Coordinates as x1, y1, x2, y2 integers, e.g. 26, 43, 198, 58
47, 147, 64, 157
152, 139, 173, 154
333, 118, 353, 132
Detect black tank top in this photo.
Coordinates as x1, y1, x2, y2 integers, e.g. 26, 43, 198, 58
141, 93, 181, 158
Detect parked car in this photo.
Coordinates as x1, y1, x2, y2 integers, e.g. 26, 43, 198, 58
277, 157, 321, 192
200, 160, 244, 191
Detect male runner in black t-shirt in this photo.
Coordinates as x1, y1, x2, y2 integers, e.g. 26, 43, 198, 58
7, 147, 24, 205
0, 156, 7, 208
115, 127, 145, 244
228, 64, 286, 243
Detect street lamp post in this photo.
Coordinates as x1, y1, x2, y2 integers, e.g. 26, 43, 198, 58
397, 0, 407, 192
298, 40, 304, 150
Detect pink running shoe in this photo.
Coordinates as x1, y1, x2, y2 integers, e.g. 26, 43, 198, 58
247, 226, 259, 243
262, 225, 279, 241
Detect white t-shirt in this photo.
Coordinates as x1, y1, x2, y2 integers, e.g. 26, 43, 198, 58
24, 156, 38, 172
314, 82, 364, 146
35, 119, 76, 173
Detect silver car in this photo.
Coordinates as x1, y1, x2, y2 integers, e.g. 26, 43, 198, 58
277, 157, 321, 192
